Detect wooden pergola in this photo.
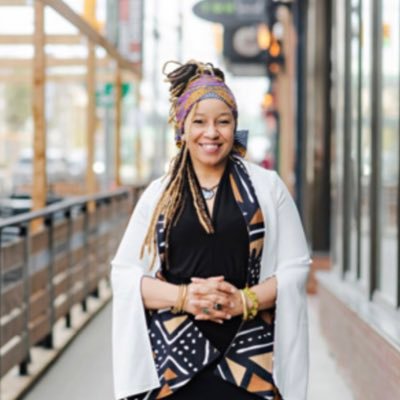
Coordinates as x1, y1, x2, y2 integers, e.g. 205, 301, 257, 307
0, 0, 142, 230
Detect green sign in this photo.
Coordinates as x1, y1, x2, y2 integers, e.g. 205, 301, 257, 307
96, 83, 132, 108
193, 0, 265, 26
199, 1, 235, 15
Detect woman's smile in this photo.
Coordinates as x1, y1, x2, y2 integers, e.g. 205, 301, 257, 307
199, 143, 223, 154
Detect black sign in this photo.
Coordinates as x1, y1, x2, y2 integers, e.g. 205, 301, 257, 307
223, 24, 266, 63
222, 23, 268, 77
224, 61, 266, 77
193, 0, 266, 26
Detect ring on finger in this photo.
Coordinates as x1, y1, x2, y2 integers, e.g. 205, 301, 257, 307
213, 303, 223, 311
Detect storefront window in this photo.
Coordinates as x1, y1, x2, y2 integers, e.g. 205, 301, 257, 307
331, 0, 347, 275
348, 0, 362, 281
378, 0, 399, 306
359, 0, 372, 290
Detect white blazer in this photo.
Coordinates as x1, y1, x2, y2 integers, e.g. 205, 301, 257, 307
110, 160, 312, 400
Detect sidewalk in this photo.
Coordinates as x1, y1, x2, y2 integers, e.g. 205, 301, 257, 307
20, 294, 354, 400
308, 294, 354, 400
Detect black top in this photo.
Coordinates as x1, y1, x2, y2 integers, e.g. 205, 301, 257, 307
165, 159, 249, 353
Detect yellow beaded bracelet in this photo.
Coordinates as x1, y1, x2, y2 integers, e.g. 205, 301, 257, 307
243, 287, 259, 320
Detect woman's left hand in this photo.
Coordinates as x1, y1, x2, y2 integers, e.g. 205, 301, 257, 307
189, 277, 243, 322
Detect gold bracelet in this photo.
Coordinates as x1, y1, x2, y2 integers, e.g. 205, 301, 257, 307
243, 287, 259, 320
179, 284, 188, 313
171, 284, 186, 314
239, 289, 248, 320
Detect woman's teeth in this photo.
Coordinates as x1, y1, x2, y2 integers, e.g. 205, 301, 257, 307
201, 144, 220, 152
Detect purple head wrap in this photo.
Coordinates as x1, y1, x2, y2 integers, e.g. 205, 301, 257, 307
175, 74, 238, 135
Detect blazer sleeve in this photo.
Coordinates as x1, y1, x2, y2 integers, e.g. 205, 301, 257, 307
110, 181, 161, 399
271, 171, 312, 400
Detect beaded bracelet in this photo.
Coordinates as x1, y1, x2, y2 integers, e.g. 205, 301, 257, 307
243, 287, 259, 320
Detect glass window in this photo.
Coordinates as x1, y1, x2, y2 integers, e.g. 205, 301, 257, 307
359, 0, 373, 290
330, 0, 347, 275
377, 0, 399, 306
348, 0, 362, 281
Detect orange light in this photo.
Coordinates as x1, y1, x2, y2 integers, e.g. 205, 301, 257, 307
262, 93, 273, 108
383, 23, 391, 40
269, 40, 281, 57
257, 24, 271, 50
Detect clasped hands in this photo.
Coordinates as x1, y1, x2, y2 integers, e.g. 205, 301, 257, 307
183, 276, 242, 324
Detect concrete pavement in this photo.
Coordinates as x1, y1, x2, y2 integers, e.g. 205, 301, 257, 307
22, 295, 354, 400
22, 302, 114, 400
308, 295, 354, 400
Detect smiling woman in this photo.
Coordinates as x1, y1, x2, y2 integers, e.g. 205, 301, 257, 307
111, 60, 311, 400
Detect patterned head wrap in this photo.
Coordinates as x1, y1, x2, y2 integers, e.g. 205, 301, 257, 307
175, 74, 238, 135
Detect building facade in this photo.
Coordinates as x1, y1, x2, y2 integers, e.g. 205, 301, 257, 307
303, 0, 400, 398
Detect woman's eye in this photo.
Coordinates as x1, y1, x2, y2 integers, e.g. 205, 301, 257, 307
193, 119, 203, 124
219, 120, 231, 124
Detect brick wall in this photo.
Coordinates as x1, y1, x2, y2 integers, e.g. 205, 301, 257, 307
317, 283, 400, 400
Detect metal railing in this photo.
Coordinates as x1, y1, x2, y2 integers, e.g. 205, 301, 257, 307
0, 186, 145, 378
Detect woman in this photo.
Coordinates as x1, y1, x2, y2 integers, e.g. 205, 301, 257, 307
111, 61, 312, 400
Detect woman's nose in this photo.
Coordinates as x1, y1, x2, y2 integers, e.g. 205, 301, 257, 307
204, 123, 219, 138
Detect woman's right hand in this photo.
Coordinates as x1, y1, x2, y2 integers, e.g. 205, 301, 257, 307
183, 276, 238, 324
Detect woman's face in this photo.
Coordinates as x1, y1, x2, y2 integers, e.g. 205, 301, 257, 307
183, 98, 235, 170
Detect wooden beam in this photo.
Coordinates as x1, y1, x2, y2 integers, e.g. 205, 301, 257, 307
32, 1, 47, 232
0, 0, 27, 5
0, 34, 83, 45
0, 71, 131, 83
39, 0, 140, 76
134, 81, 142, 181
86, 41, 96, 206
0, 57, 111, 68
276, 6, 296, 195
114, 69, 122, 186
0, 59, 31, 68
